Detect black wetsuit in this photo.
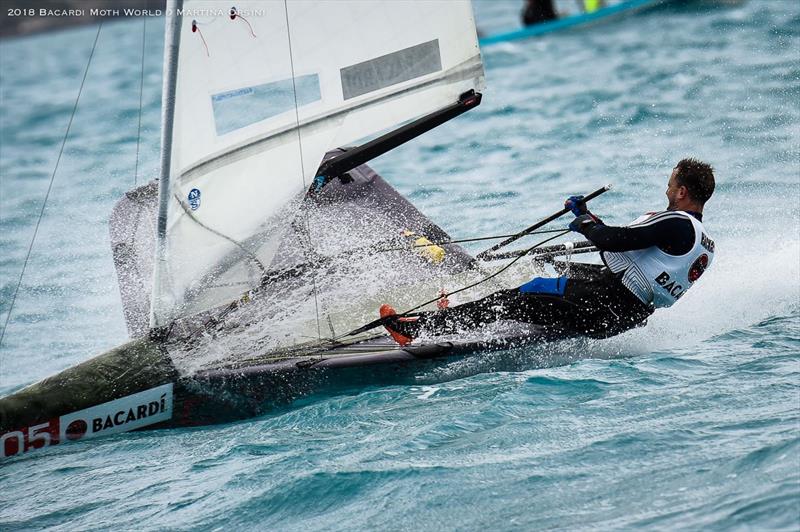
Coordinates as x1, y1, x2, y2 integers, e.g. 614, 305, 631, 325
395, 210, 702, 340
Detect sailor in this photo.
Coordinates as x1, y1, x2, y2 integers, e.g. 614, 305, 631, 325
522, 0, 558, 26
584, 0, 606, 13
380, 158, 716, 346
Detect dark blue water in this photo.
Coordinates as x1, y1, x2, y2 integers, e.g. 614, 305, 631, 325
1, 1, 799, 529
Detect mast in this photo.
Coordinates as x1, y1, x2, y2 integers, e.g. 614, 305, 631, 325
150, 0, 183, 329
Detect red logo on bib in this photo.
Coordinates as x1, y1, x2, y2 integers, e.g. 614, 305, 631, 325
688, 254, 709, 282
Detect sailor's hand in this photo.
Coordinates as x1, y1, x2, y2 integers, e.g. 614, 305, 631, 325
565, 195, 588, 216
569, 214, 598, 233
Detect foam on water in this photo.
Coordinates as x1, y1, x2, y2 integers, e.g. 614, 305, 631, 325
602, 226, 800, 355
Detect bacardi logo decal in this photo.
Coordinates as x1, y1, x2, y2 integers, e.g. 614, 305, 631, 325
654, 271, 685, 300
2, 383, 173, 459
701, 233, 715, 253
66, 419, 88, 441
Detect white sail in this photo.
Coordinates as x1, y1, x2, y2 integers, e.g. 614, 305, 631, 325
151, 0, 485, 327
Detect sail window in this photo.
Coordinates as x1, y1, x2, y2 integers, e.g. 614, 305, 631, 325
340, 40, 442, 100
211, 74, 321, 135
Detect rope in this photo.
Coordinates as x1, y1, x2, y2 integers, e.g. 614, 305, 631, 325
0, 23, 103, 349
174, 193, 267, 273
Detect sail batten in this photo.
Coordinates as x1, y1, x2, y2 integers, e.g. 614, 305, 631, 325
150, 0, 485, 327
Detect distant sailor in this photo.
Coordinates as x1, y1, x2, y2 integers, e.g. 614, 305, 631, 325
522, 0, 558, 26
583, 0, 606, 14
380, 159, 716, 345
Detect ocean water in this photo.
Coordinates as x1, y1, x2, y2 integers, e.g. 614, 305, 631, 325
1, 0, 799, 529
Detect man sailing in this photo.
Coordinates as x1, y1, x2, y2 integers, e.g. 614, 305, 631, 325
380, 158, 716, 345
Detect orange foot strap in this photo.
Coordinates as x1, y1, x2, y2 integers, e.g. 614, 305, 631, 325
379, 304, 414, 346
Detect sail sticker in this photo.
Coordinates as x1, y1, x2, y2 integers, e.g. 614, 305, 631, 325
340, 40, 442, 100
188, 188, 201, 210
211, 75, 321, 135
1, 383, 174, 459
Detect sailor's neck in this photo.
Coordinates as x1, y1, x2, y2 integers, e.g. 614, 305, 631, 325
667, 206, 703, 221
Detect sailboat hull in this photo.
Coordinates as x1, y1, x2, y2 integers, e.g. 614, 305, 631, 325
1, 326, 558, 460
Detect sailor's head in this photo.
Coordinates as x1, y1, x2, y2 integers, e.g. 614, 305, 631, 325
666, 158, 715, 211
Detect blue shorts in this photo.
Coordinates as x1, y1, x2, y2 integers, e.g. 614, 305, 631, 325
518, 276, 567, 296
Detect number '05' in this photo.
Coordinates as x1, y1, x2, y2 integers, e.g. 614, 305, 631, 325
1, 422, 54, 457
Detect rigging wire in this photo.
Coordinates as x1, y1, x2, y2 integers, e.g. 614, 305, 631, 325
374, 227, 570, 252
252, 227, 572, 284
0, 23, 103, 350
401, 229, 572, 315
134, 16, 147, 186
284, 0, 322, 340
324, 229, 573, 344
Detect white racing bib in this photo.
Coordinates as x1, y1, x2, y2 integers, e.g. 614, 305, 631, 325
602, 211, 715, 308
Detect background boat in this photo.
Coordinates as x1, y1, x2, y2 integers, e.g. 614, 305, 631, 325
479, 0, 672, 47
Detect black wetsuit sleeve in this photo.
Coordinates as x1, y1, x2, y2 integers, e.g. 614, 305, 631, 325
577, 213, 697, 255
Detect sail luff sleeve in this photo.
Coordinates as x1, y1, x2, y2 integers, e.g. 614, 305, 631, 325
150, 0, 183, 329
